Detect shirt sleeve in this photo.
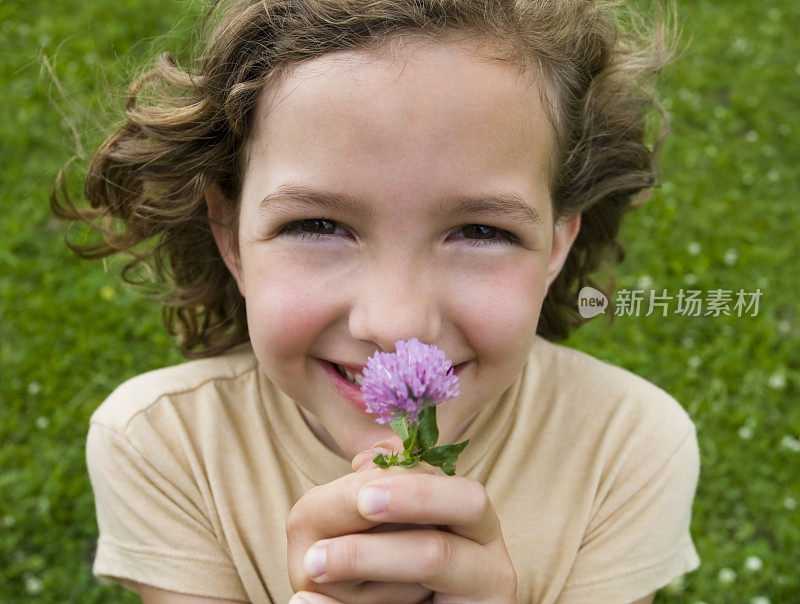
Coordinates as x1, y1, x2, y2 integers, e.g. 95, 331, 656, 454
86, 421, 249, 601
558, 426, 701, 603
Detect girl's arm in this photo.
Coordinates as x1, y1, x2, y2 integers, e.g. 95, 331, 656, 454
134, 582, 247, 604
135, 583, 654, 604
288, 591, 657, 602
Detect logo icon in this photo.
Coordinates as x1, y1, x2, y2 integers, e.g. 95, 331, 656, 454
578, 286, 609, 318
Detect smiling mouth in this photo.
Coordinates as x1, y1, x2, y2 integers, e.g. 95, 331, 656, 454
332, 363, 364, 387
330, 360, 467, 388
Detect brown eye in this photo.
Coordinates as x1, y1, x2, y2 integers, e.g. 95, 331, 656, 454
299, 219, 337, 234
463, 224, 499, 239
452, 224, 519, 247
279, 218, 348, 241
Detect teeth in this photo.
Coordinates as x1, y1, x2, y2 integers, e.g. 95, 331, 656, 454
337, 364, 364, 386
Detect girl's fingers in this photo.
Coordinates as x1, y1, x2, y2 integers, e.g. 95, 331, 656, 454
350, 447, 394, 472
355, 473, 500, 545
305, 528, 510, 599
288, 446, 483, 601
295, 581, 432, 604
351, 437, 405, 472
290, 591, 342, 603
288, 465, 434, 543
286, 464, 444, 595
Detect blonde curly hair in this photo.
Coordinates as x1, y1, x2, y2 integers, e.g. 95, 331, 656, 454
52, 0, 676, 358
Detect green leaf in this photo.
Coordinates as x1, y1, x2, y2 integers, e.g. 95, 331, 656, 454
373, 454, 391, 468
420, 439, 470, 476
390, 416, 409, 440
418, 404, 439, 450
403, 422, 419, 458
373, 451, 405, 468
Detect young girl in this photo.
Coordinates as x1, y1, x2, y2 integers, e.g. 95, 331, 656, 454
53, 0, 699, 602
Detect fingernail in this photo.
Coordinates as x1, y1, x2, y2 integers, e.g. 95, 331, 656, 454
289, 594, 310, 604
303, 544, 327, 578
358, 485, 388, 516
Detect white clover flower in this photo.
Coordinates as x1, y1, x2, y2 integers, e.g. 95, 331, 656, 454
780, 435, 800, 453
723, 248, 739, 266
784, 497, 797, 510
25, 576, 43, 595
750, 597, 770, 604
35, 416, 49, 430
768, 373, 787, 390
738, 425, 753, 440
731, 37, 749, 52
718, 567, 736, 584
745, 556, 763, 572
687, 241, 702, 256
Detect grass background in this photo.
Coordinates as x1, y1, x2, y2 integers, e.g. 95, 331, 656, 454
1, 0, 798, 601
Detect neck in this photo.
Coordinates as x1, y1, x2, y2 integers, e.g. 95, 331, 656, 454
297, 405, 348, 459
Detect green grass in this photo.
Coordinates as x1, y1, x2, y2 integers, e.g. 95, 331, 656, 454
1, 1, 798, 602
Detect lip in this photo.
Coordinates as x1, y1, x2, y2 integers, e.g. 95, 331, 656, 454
320, 359, 368, 412
319, 359, 469, 414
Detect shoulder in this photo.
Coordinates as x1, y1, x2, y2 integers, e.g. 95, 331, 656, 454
503, 339, 701, 598
526, 336, 695, 437
89, 342, 260, 436
519, 337, 698, 492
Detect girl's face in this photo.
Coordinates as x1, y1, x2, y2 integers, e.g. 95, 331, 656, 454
209, 37, 580, 460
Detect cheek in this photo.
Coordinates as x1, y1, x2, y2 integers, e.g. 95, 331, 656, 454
447, 257, 547, 358
241, 250, 342, 358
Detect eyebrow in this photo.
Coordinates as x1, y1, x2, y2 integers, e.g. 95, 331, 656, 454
258, 183, 546, 229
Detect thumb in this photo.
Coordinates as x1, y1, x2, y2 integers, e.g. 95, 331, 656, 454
351, 436, 404, 472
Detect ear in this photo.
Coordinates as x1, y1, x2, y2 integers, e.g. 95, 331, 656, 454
206, 184, 245, 297
545, 213, 581, 289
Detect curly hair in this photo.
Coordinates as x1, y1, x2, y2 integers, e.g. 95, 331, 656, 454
52, 0, 677, 358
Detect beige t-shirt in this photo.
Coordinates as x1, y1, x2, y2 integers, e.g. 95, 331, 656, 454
87, 336, 700, 603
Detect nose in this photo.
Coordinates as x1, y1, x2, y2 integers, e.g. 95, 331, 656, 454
347, 260, 442, 351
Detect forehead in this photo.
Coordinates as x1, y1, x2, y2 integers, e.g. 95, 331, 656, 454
244, 36, 555, 220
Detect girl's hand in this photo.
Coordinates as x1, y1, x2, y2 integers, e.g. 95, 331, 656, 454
286, 440, 518, 603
